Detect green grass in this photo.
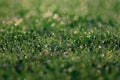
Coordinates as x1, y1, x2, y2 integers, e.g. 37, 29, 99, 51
0, 0, 120, 80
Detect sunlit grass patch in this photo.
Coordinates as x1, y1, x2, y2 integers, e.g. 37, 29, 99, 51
0, 0, 120, 80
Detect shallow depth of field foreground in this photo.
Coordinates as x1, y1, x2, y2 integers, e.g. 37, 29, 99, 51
0, 0, 120, 80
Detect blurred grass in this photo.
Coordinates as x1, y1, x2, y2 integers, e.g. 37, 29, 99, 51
0, 0, 120, 80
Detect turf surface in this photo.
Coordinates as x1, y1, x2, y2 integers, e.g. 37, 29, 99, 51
0, 0, 120, 80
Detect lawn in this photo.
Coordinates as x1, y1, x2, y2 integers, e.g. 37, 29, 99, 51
0, 0, 120, 80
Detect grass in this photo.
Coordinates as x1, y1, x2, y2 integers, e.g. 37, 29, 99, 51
0, 0, 120, 80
